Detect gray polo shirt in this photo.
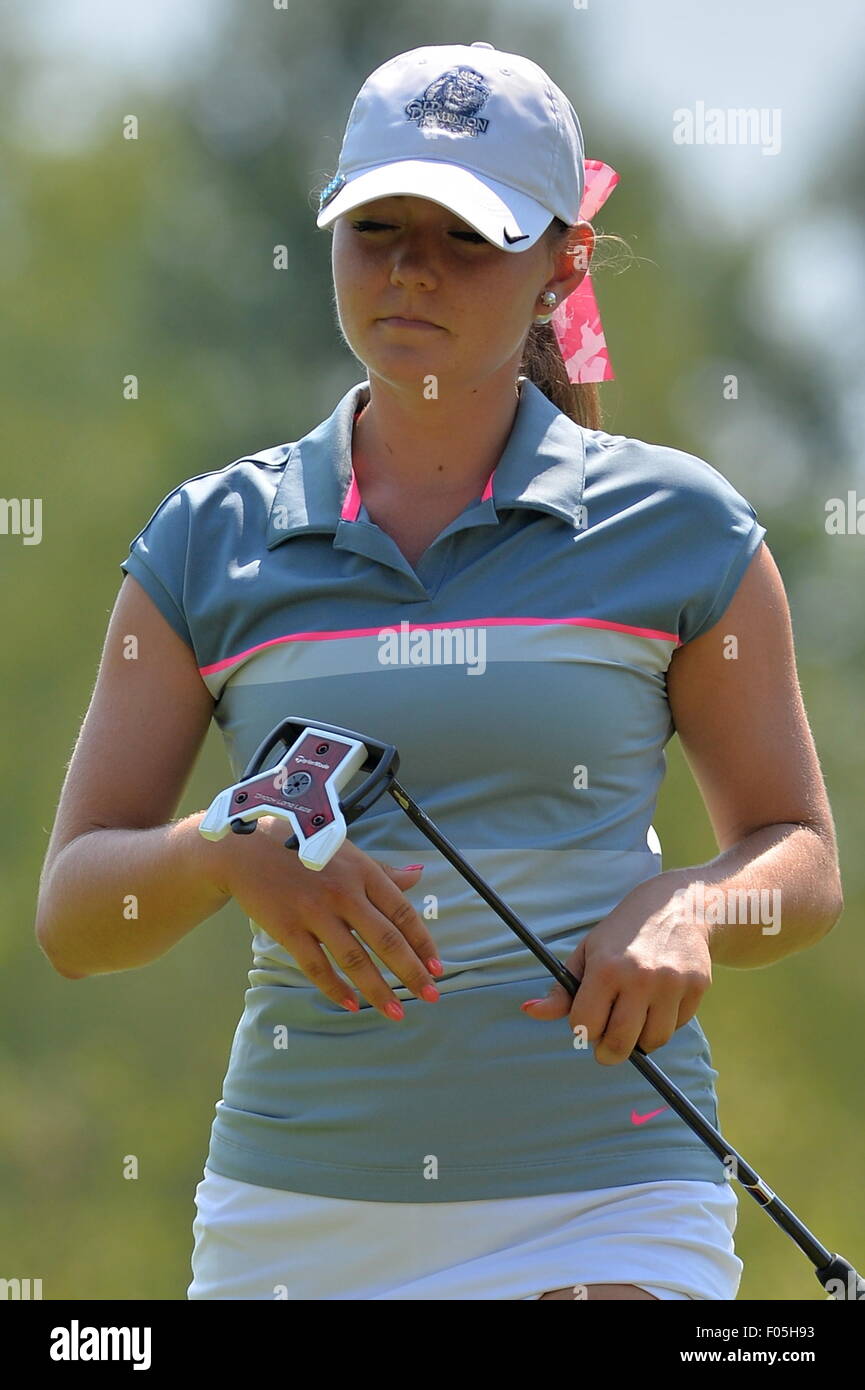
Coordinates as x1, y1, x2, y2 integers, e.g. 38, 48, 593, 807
120, 375, 766, 1201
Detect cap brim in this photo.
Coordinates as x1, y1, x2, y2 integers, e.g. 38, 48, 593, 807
316, 159, 553, 252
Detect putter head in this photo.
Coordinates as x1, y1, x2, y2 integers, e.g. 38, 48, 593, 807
200, 725, 368, 870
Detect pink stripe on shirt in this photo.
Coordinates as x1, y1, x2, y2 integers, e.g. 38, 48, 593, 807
198, 615, 680, 677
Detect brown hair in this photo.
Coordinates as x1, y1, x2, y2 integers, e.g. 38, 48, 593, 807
521, 217, 626, 432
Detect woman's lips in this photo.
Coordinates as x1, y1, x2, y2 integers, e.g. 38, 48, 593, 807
378, 317, 443, 330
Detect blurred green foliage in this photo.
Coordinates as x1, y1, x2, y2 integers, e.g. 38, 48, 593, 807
1, 2, 861, 1301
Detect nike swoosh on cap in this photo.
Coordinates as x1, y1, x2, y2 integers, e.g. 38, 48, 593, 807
503, 228, 530, 244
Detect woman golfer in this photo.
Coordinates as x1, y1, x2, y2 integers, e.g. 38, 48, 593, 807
36, 42, 843, 1301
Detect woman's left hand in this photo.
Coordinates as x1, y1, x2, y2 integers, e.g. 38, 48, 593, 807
519, 874, 712, 1065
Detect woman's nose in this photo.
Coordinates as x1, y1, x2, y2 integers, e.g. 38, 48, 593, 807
389, 250, 439, 289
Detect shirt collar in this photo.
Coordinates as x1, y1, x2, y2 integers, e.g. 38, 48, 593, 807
265, 375, 586, 549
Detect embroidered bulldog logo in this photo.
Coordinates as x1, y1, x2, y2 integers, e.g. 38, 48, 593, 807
404, 65, 491, 136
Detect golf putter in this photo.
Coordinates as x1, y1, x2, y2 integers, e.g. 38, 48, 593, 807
199, 718, 398, 871
201, 714, 864, 1300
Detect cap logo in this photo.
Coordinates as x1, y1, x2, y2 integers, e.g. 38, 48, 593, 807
404, 65, 491, 136
318, 172, 347, 211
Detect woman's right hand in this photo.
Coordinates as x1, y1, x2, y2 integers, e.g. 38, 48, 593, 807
202, 814, 442, 1019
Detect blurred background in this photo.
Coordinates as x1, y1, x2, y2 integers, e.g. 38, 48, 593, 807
2, 0, 863, 1300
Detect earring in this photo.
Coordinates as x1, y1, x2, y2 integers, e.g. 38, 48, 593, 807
535, 289, 557, 324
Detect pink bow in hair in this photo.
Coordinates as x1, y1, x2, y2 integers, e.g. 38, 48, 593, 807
550, 159, 620, 383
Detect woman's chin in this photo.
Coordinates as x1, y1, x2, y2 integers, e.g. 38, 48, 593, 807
359, 345, 457, 382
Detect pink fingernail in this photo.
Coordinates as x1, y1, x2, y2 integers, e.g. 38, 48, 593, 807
385, 1001, 405, 1021
427, 957, 443, 976
400, 864, 425, 871
341, 997, 359, 1012
420, 984, 440, 1002
520, 999, 545, 1012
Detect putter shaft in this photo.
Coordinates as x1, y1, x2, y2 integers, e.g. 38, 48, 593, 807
387, 778, 864, 1300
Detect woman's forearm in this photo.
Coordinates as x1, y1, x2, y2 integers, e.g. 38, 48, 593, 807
658, 821, 844, 968
35, 813, 233, 978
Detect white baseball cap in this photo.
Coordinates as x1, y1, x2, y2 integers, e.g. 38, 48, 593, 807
315, 41, 586, 253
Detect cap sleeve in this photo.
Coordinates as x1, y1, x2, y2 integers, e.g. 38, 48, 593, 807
676, 462, 767, 646
119, 485, 193, 649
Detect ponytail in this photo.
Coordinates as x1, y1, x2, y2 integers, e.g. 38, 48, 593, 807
521, 318, 602, 431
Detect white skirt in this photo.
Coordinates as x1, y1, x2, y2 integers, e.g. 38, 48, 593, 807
187, 1166, 743, 1300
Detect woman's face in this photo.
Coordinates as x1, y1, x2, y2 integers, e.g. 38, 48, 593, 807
330, 194, 590, 389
